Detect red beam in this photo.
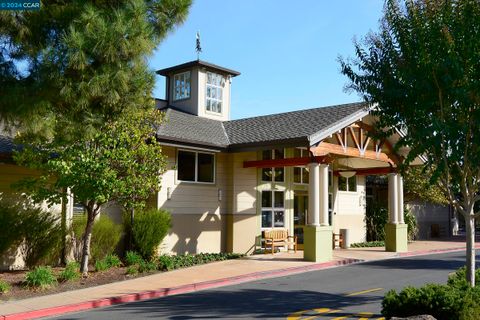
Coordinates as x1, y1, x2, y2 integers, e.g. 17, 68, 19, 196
243, 156, 329, 168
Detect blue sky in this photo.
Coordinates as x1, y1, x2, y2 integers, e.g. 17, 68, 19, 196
149, 0, 385, 120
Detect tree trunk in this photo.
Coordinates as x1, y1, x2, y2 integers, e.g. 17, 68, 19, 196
80, 211, 95, 276
465, 211, 476, 287
61, 193, 68, 265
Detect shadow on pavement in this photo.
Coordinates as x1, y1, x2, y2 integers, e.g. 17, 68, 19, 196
357, 251, 480, 271
58, 288, 383, 319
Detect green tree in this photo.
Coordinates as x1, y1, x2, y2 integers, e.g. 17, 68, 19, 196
403, 167, 448, 205
15, 109, 167, 275
0, 0, 190, 141
340, 0, 480, 286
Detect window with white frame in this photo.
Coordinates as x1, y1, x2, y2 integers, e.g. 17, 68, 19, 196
261, 149, 284, 182
293, 148, 309, 184
261, 190, 285, 228
173, 72, 191, 100
177, 150, 215, 183
338, 175, 357, 192
206, 72, 224, 113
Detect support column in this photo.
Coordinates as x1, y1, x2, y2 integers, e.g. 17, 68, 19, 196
308, 163, 320, 226
304, 162, 333, 262
397, 175, 404, 224
319, 164, 329, 226
385, 173, 408, 252
388, 173, 398, 224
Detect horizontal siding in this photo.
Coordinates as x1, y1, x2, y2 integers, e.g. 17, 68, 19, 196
232, 152, 257, 215
158, 146, 228, 216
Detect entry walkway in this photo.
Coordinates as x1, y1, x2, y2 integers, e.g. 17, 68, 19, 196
0, 239, 474, 320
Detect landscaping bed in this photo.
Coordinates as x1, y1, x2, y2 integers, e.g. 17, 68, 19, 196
0, 253, 244, 301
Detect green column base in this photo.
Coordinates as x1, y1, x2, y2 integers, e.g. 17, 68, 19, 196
385, 223, 408, 252
303, 225, 333, 262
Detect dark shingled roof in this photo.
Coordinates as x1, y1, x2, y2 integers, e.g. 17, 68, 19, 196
156, 60, 240, 77
157, 108, 230, 148
223, 102, 368, 148
156, 102, 369, 150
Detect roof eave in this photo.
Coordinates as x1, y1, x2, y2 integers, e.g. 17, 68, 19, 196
307, 107, 371, 146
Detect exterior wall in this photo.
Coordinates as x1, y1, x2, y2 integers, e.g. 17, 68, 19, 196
168, 67, 231, 121
407, 200, 450, 239
168, 67, 199, 116
156, 146, 229, 254
332, 175, 367, 243
196, 69, 231, 121
227, 152, 257, 254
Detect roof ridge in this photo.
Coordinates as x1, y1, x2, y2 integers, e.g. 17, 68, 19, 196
225, 102, 367, 123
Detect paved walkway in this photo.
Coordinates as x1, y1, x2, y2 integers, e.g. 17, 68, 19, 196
0, 239, 474, 320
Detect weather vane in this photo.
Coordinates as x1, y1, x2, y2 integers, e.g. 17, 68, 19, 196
196, 31, 202, 60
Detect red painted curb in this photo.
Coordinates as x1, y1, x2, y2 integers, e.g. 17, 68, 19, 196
2, 246, 477, 320
1, 258, 361, 320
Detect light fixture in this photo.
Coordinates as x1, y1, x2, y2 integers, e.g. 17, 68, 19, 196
339, 157, 356, 178
218, 189, 222, 201
167, 187, 172, 200
339, 171, 356, 178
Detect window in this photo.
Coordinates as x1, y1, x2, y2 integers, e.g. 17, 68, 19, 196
261, 190, 285, 228
173, 72, 191, 100
293, 148, 309, 184
338, 176, 357, 192
206, 72, 224, 113
261, 149, 284, 182
177, 150, 214, 183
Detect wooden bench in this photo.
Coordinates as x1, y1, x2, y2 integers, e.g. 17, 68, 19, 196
263, 228, 297, 254
332, 232, 344, 249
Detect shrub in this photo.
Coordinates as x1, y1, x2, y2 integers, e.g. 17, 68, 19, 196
25, 266, 57, 289
404, 208, 418, 241
0, 196, 63, 268
365, 203, 388, 241
350, 241, 385, 248
132, 209, 171, 260
0, 197, 25, 257
126, 266, 138, 276
125, 251, 144, 266
72, 215, 122, 263
157, 253, 244, 271
91, 216, 122, 262
95, 259, 109, 272
138, 260, 157, 273
0, 280, 10, 294
382, 267, 480, 320
58, 262, 80, 282
21, 207, 63, 268
104, 254, 122, 268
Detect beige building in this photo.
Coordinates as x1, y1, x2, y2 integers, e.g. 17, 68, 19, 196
150, 60, 415, 259
0, 59, 418, 266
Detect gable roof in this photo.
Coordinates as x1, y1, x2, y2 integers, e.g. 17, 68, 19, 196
224, 102, 369, 149
156, 60, 241, 77
156, 102, 370, 151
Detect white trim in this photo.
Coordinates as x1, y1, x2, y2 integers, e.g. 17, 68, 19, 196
176, 149, 216, 184
160, 142, 222, 153
205, 71, 224, 114
173, 71, 191, 101
308, 107, 371, 146
260, 190, 286, 229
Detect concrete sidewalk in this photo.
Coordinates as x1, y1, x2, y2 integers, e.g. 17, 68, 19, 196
0, 239, 474, 320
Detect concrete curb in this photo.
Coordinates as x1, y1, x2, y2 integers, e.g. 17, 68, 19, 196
2, 246, 478, 320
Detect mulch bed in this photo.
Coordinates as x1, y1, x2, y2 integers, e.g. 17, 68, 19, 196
0, 266, 146, 301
